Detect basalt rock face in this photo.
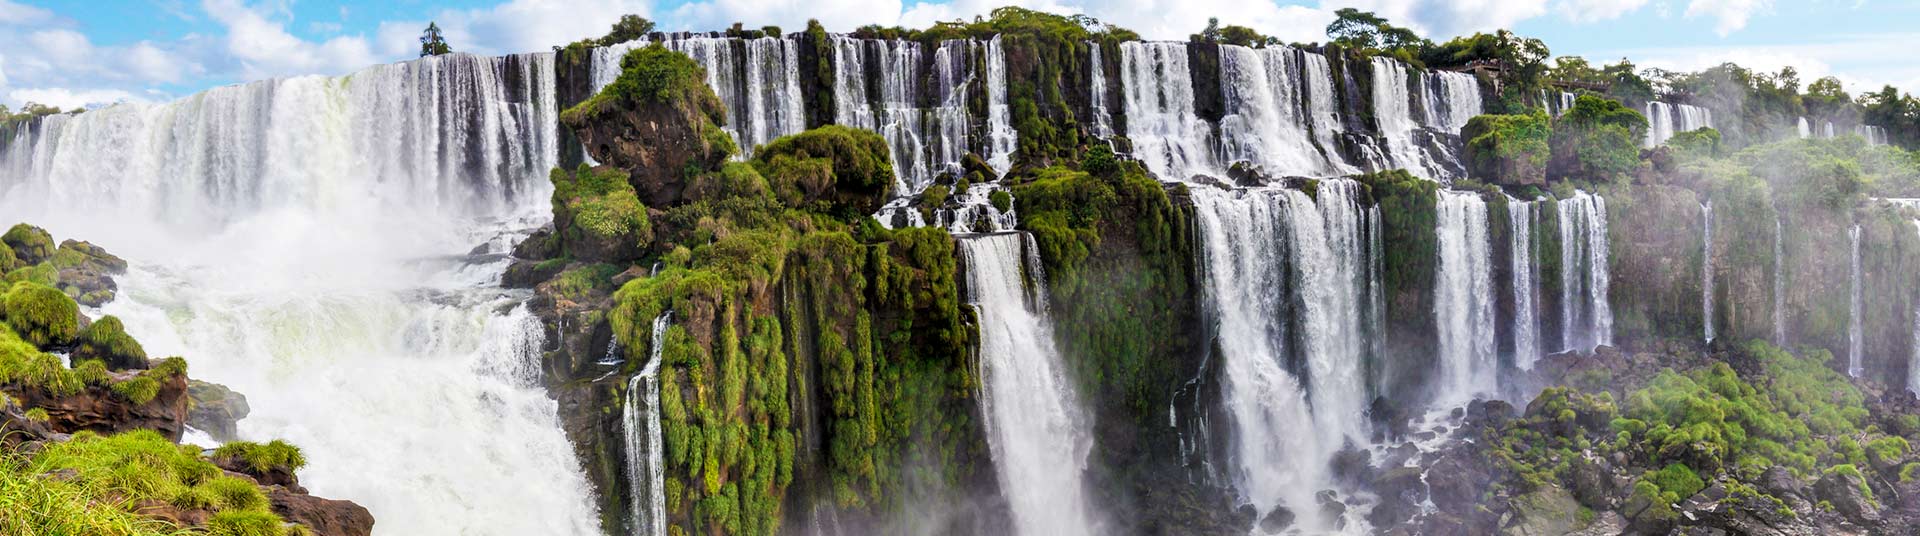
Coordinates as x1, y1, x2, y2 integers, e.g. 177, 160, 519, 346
268, 487, 377, 536
186, 379, 251, 442
1604, 183, 1707, 345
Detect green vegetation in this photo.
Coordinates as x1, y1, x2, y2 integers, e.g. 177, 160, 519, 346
1463, 110, 1552, 184
418, 22, 452, 57
1548, 95, 1648, 183
28, 430, 291, 531
215, 441, 308, 474
567, 44, 719, 122
751, 125, 895, 218
0, 456, 197, 536
74, 316, 149, 370
1014, 148, 1194, 418
1, 224, 54, 266
551, 165, 652, 263
4, 281, 79, 347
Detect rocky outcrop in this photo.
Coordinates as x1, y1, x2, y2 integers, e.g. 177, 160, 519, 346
186, 379, 250, 442
562, 45, 732, 209
268, 487, 376, 536
12, 368, 189, 441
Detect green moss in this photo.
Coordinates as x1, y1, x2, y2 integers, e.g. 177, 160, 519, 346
0, 241, 16, 273
566, 44, 718, 121
751, 125, 896, 218
148, 356, 188, 378
73, 316, 148, 370
550, 165, 653, 262
73, 359, 109, 386
1, 224, 54, 265
4, 281, 79, 348
214, 440, 308, 473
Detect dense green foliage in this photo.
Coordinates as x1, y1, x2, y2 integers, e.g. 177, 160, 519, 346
2, 224, 54, 266
1014, 149, 1194, 417
28, 430, 293, 533
1463, 111, 1552, 184
1549, 96, 1648, 182
565, 44, 723, 125
551, 164, 653, 263
750, 125, 896, 218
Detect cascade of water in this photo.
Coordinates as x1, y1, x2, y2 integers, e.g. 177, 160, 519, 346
1858, 125, 1888, 145
1643, 102, 1712, 148
1703, 200, 1716, 343
592, 36, 807, 159
937, 183, 1019, 234
1087, 42, 1115, 139
1910, 219, 1920, 395
832, 36, 975, 196
3, 53, 558, 222
1798, 117, 1812, 138
983, 36, 1018, 176
1423, 70, 1482, 134
1509, 198, 1541, 370
0, 51, 599, 536
624, 313, 672, 536
1370, 58, 1447, 180
1217, 45, 1351, 177
1435, 191, 1496, 402
1120, 42, 1215, 181
1849, 224, 1864, 377
1189, 183, 1375, 531
1775, 214, 1788, 346
1824, 121, 1837, 139
1558, 191, 1614, 352
963, 232, 1096, 536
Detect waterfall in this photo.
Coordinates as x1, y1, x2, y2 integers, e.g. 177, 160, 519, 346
1910, 219, 1920, 395
1824, 121, 1837, 139
1509, 198, 1541, 371
1189, 182, 1377, 531
0, 51, 600, 535
937, 183, 1018, 234
1558, 191, 1614, 352
1798, 117, 1812, 138
1643, 101, 1712, 148
592, 35, 807, 159
1703, 201, 1716, 343
962, 232, 1096, 536
1435, 191, 1496, 402
831, 36, 974, 196
1774, 214, 1788, 346
1543, 91, 1575, 116
1370, 58, 1449, 181
1423, 71, 1482, 134
1858, 125, 1888, 145
1087, 43, 1115, 139
983, 36, 1018, 176
623, 313, 672, 536
1216, 45, 1353, 177
1120, 41, 1215, 181
1848, 224, 1864, 377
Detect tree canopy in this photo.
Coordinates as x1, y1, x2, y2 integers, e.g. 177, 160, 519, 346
418, 22, 452, 57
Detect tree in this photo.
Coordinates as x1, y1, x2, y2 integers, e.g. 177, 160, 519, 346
1326, 8, 1422, 50
1548, 95, 1648, 182
599, 15, 655, 46
419, 22, 452, 57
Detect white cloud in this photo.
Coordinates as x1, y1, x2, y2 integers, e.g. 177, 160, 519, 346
29, 29, 93, 66
0, 0, 52, 25
200, 0, 378, 80
667, 0, 898, 34
1599, 32, 1920, 95
0, 54, 9, 88
8, 87, 139, 110
1685, 0, 1771, 36
1559, 0, 1651, 22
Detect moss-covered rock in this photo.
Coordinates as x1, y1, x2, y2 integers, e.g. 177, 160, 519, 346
1, 224, 54, 266
3, 281, 79, 348
187, 379, 251, 442
562, 44, 734, 209
550, 164, 653, 263
751, 125, 895, 218
71, 316, 148, 370
1463, 111, 1551, 186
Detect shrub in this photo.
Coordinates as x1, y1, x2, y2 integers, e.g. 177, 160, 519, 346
3, 281, 79, 347
202, 475, 269, 511
1548, 95, 1647, 183
1463, 111, 1551, 184
752, 125, 896, 217
72, 359, 110, 386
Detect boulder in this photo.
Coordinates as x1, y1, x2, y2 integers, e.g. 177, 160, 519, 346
269, 486, 375, 536
1505, 485, 1585, 536
1329, 445, 1375, 488
71, 316, 149, 370
1814, 470, 1880, 525
1367, 466, 1428, 527
2, 223, 54, 265
563, 46, 732, 209
11, 369, 189, 441
186, 379, 250, 442
1258, 504, 1294, 533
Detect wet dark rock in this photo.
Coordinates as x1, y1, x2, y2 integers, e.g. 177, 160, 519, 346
1329, 445, 1374, 488
186, 379, 250, 442
1814, 470, 1880, 525
1258, 504, 1294, 533
268, 486, 375, 536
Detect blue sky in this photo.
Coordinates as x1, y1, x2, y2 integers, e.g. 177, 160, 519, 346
1, 0, 1916, 109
